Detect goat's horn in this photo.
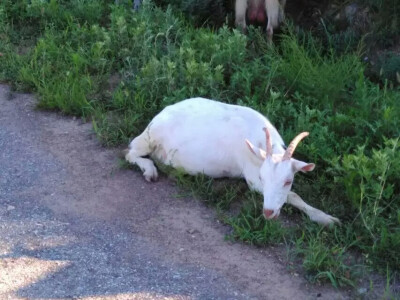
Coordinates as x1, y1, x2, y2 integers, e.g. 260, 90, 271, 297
282, 132, 309, 160
263, 127, 272, 157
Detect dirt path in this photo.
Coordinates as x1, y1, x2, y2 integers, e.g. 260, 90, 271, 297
0, 84, 349, 299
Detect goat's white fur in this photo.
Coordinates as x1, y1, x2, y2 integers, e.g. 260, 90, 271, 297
126, 98, 340, 226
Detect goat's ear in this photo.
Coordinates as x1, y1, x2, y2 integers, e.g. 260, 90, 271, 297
292, 159, 315, 173
245, 139, 266, 161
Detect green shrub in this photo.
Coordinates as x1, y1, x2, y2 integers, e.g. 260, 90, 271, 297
335, 138, 400, 271
361, 0, 400, 45
377, 52, 400, 84
272, 32, 363, 108
154, 0, 234, 27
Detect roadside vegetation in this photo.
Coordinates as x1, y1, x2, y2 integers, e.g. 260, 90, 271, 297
0, 0, 398, 293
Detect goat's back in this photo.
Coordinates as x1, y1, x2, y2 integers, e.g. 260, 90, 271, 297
145, 98, 284, 177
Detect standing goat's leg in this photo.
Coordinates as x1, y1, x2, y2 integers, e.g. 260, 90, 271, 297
133, 0, 141, 11
265, 0, 282, 43
115, 0, 141, 11
286, 192, 340, 225
125, 130, 158, 182
235, 0, 248, 33
279, 0, 286, 22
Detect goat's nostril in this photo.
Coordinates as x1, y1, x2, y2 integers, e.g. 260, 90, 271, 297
263, 209, 274, 219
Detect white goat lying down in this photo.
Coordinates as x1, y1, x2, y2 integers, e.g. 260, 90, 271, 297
126, 98, 340, 225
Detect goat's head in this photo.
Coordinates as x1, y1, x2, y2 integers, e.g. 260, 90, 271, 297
246, 128, 315, 219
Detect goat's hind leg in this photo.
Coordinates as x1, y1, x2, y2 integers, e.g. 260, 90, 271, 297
287, 192, 340, 226
125, 130, 158, 182
235, 0, 247, 32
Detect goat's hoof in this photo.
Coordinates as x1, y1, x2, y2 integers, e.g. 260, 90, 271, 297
144, 168, 158, 182
325, 216, 341, 226
311, 212, 341, 226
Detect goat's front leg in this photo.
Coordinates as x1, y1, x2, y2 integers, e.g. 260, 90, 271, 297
286, 191, 340, 226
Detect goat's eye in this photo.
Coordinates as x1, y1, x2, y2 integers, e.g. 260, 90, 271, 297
284, 181, 292, 187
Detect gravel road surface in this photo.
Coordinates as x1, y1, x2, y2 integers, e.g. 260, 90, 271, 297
0, 84, 348, 299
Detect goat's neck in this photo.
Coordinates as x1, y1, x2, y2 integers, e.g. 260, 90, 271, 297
242, 156, 263, 193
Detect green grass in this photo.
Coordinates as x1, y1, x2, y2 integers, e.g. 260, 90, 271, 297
226, 191, 289, 246
0, 0, 399, 292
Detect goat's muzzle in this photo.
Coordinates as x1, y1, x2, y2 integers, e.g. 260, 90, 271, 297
263, 209, 278, 220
